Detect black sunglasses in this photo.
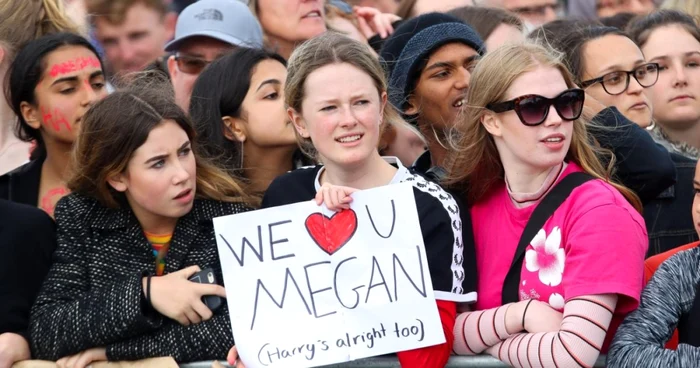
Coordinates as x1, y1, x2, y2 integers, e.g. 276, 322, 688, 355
486, 88, 585, 126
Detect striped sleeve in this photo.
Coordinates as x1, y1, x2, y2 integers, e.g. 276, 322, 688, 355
404, 174, 477, 303
607, 248, 700, 368
484, 295, 616, 368
454, 295, 616, 367
453, 305, 514, 355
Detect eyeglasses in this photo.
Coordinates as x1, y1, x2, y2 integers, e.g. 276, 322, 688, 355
487, 88, 585, 126
174, 55, 212, 75
580, 63, 659, 96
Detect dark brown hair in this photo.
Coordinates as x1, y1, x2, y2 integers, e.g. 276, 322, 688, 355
448, 6, 523, 42
68, 78, 253, 208
558, 26, 629, 84
600, 12, 638, 30
627, 9, 700, 48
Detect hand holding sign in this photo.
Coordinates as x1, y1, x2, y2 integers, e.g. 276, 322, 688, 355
214, 183, 445, 368
314, 182, 357, 211
227, 347, 244, 368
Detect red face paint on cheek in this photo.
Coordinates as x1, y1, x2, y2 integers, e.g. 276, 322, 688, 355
49, 56, 101, 78
41, 107, 72, 133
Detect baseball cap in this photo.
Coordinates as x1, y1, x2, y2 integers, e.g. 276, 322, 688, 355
165, 0, 264, 52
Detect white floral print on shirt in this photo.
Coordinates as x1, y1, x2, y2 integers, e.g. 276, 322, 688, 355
525, 227, 565, 287
549, 293, 565, 310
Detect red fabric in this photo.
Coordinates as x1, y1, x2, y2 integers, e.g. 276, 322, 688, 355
397, 300, 456, 368
643, 241, 700, 350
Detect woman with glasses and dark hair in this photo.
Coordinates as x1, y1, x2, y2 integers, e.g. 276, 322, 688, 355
558, 24, 698, 256
561, 26, 658, 129
445, 41, 647, 368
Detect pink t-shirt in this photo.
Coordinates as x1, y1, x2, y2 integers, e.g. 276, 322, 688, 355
471, 163, 648, 349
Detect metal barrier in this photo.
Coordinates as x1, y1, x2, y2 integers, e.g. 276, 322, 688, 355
180, 355, 607, 367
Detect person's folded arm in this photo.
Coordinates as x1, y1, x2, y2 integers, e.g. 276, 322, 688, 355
484, 294, 617, 368
107, 302, 233, 362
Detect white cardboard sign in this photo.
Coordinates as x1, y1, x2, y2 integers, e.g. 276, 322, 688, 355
214, 183, 445, 368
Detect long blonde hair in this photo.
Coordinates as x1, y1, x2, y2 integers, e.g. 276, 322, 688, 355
444, 42, 642, 212
0, 0, 79, 66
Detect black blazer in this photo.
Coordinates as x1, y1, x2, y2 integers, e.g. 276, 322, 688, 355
0, 156, 43, 207
29, 193, 250, 362
0, 200, 55, 338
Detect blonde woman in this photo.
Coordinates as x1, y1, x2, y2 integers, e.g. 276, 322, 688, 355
227, 31, 477, 368
446, 42, 648, 367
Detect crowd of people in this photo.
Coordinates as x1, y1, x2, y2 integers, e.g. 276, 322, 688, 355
1, 0, 700, 367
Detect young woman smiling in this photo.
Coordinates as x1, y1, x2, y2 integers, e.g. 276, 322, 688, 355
227, 32, 477, 368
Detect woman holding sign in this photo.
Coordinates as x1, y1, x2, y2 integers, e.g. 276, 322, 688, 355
29, 83, 254, 366
446, 42, 648, 367
227, 32, 477, 368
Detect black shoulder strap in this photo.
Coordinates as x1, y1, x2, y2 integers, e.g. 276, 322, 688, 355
502, 172, 596, 304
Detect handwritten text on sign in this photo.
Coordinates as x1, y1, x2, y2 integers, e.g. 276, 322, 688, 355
214, 183, 444, 368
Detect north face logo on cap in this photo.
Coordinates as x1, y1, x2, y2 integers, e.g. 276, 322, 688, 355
194, 9, 223, 21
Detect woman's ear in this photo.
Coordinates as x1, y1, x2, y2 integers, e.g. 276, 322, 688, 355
20, 102, 41, 130
288, 108, 309, 138
379, 90, 388, 121
107, 172, 128, 193
222, 116, 247, 142
481, 112, 502, 137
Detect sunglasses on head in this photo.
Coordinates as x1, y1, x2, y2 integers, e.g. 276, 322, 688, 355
486, 88, 585, 126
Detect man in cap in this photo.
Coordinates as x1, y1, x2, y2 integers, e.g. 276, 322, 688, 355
165, 0, 263, 111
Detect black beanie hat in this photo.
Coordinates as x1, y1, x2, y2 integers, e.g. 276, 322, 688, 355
379, 13, 485, 113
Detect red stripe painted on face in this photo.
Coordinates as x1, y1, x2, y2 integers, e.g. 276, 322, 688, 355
49, 57, 101, 78
41, 107, 72, 132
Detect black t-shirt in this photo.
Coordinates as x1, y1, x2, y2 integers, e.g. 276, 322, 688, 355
262, 158, 477, 303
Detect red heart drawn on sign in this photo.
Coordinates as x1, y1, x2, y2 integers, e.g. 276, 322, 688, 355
305, 209, 358, 255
